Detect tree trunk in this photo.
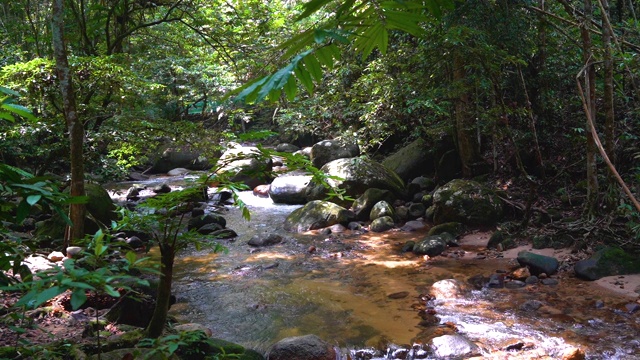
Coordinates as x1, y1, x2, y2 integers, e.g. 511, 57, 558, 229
581, 0, 599, 218
453, 50, 480, 177
52, 0, 86, 247
146, 246, 175, 338
602, 0, 616, 182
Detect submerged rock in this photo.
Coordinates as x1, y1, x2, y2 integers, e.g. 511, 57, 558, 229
266, 334, 335, 360
248, 234, 283, 247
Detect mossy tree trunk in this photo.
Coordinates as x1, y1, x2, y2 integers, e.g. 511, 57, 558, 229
453, 49, 480, 178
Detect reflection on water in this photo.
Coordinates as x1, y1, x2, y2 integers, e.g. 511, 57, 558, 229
110, 183, 639, 359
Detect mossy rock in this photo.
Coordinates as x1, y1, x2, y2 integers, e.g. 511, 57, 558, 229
428, 222, 465, 237
207, 338, 265, 360
352, 188, 396, 221
487, 230, 517, 250
35, 182, 118, 240
305, 157, 406, 207
432, 179, 503, 226
284, 200, 353, 233
574, 247, 640, 280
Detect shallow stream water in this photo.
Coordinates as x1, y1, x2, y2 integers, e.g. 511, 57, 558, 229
109, 179, 640, 359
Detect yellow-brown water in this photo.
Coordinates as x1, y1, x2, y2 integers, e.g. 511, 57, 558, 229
163, 192, 640, 359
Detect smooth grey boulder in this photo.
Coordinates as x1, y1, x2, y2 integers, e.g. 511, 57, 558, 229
430, 279, 469, 299
269, 172, 313, 204
275, 143, 300, 153
432, 179, 503, 225
150, 146, 210, 173
284, 201, 353, 233
305, 157, 405, 206
310, 139, 360, 168
267, 334, 335, 360
517, 251, 559, 276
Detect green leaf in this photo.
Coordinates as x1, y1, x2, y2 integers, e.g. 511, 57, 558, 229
303, 54, 323, 82
297, 0, 333, 21
104, 285, 121, 297
284, 75, 297, 101
35, 286, 64, 308
0, 86, 20, 97
125, 251, 137, 265
1, 103, 36, 121
294, 66, 315, 94
0, 112, 15, 122
70, 290, 87, 310
26, 194, 41, 206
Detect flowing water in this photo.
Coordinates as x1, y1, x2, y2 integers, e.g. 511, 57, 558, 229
108, 179, 640, 359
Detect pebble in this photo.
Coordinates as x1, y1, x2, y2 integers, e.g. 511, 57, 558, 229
387, 291, 410, 299
525, 275, 539, 285
541, 278, 559, 286
47, 251, 65, 262
625, 303, 640, 313
594, 300, 605, 309
505, 280, 526, 289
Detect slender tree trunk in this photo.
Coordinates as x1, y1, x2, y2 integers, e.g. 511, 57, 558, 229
602, 0, 616, 176
146, 246, 175, 338
580, 0, 599, 218
52, 0, 86, 247
453, 50, 480, 177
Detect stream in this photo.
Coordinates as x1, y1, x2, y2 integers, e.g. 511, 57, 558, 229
108, 177, 640, 359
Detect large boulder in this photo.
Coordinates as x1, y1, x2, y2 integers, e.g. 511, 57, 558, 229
370, 216, 395, 232
517, 251, 559, 276
284, 201, 353, 233
35, 183, 118, 239
310, 139, 360, 168
431, 179, 503, 225
267, 334, 335, 360
574, 247, 640, 280
150, 146, 210, 174
216, 146, 273, 189
369, 201, 395, 221
269, 172, 313, 204
351, 188, 396, 221
382, 138, 434, 181
305, 157, 405, 206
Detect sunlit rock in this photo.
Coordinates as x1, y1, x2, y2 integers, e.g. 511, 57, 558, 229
352, 188, 396, 221
370, 216, 395, 232
413, 234, 448, 257
517, 251, 559, 276
269, 172, 312, 204
430, 334, 479, 358
310, 138, 360, 168
430, 279, 470, 299
284, 200, 353, 233
369, 201, 395, 221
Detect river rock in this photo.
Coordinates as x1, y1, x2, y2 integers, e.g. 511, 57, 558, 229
370, 201, 395, 221
174, 323, 213, 337
167, 167, 190, 176
188, 213, 227, 231
152, 183, 171, 194
269, 172, 313, 204
431, 179, 503, 225
310, 138, 360, 168
430, 334, 479, 358
248, 234, 283, 247
48, 251, 64, 262
209, 229, 238, 240
408, 203, 426, 219
517, 251, 559, 276
574, 247, 640, 281
305, 157, 406, 206
276, 143, 300, 153
284, 201, 353, 233
505, 280, 526, 289
520, 300, 544, 312
125, 186, 141, 201
149, 146, 210, 173
352, 188, 396, 221
370, 216, 395, 232
430, 279, 469, 299
410, 176, 436, 192
266, 334, 335, 360
125, 236, 144, 249
427, 222, 465, 237
253, 184, 270, 197
400, 220, 425, 232
413, 234, 448, 257
216, 146, 273, 189
381, 138, 434, 181
510, 267, 531, 280
197, 223, 224, 235
561, 347, 586, 360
